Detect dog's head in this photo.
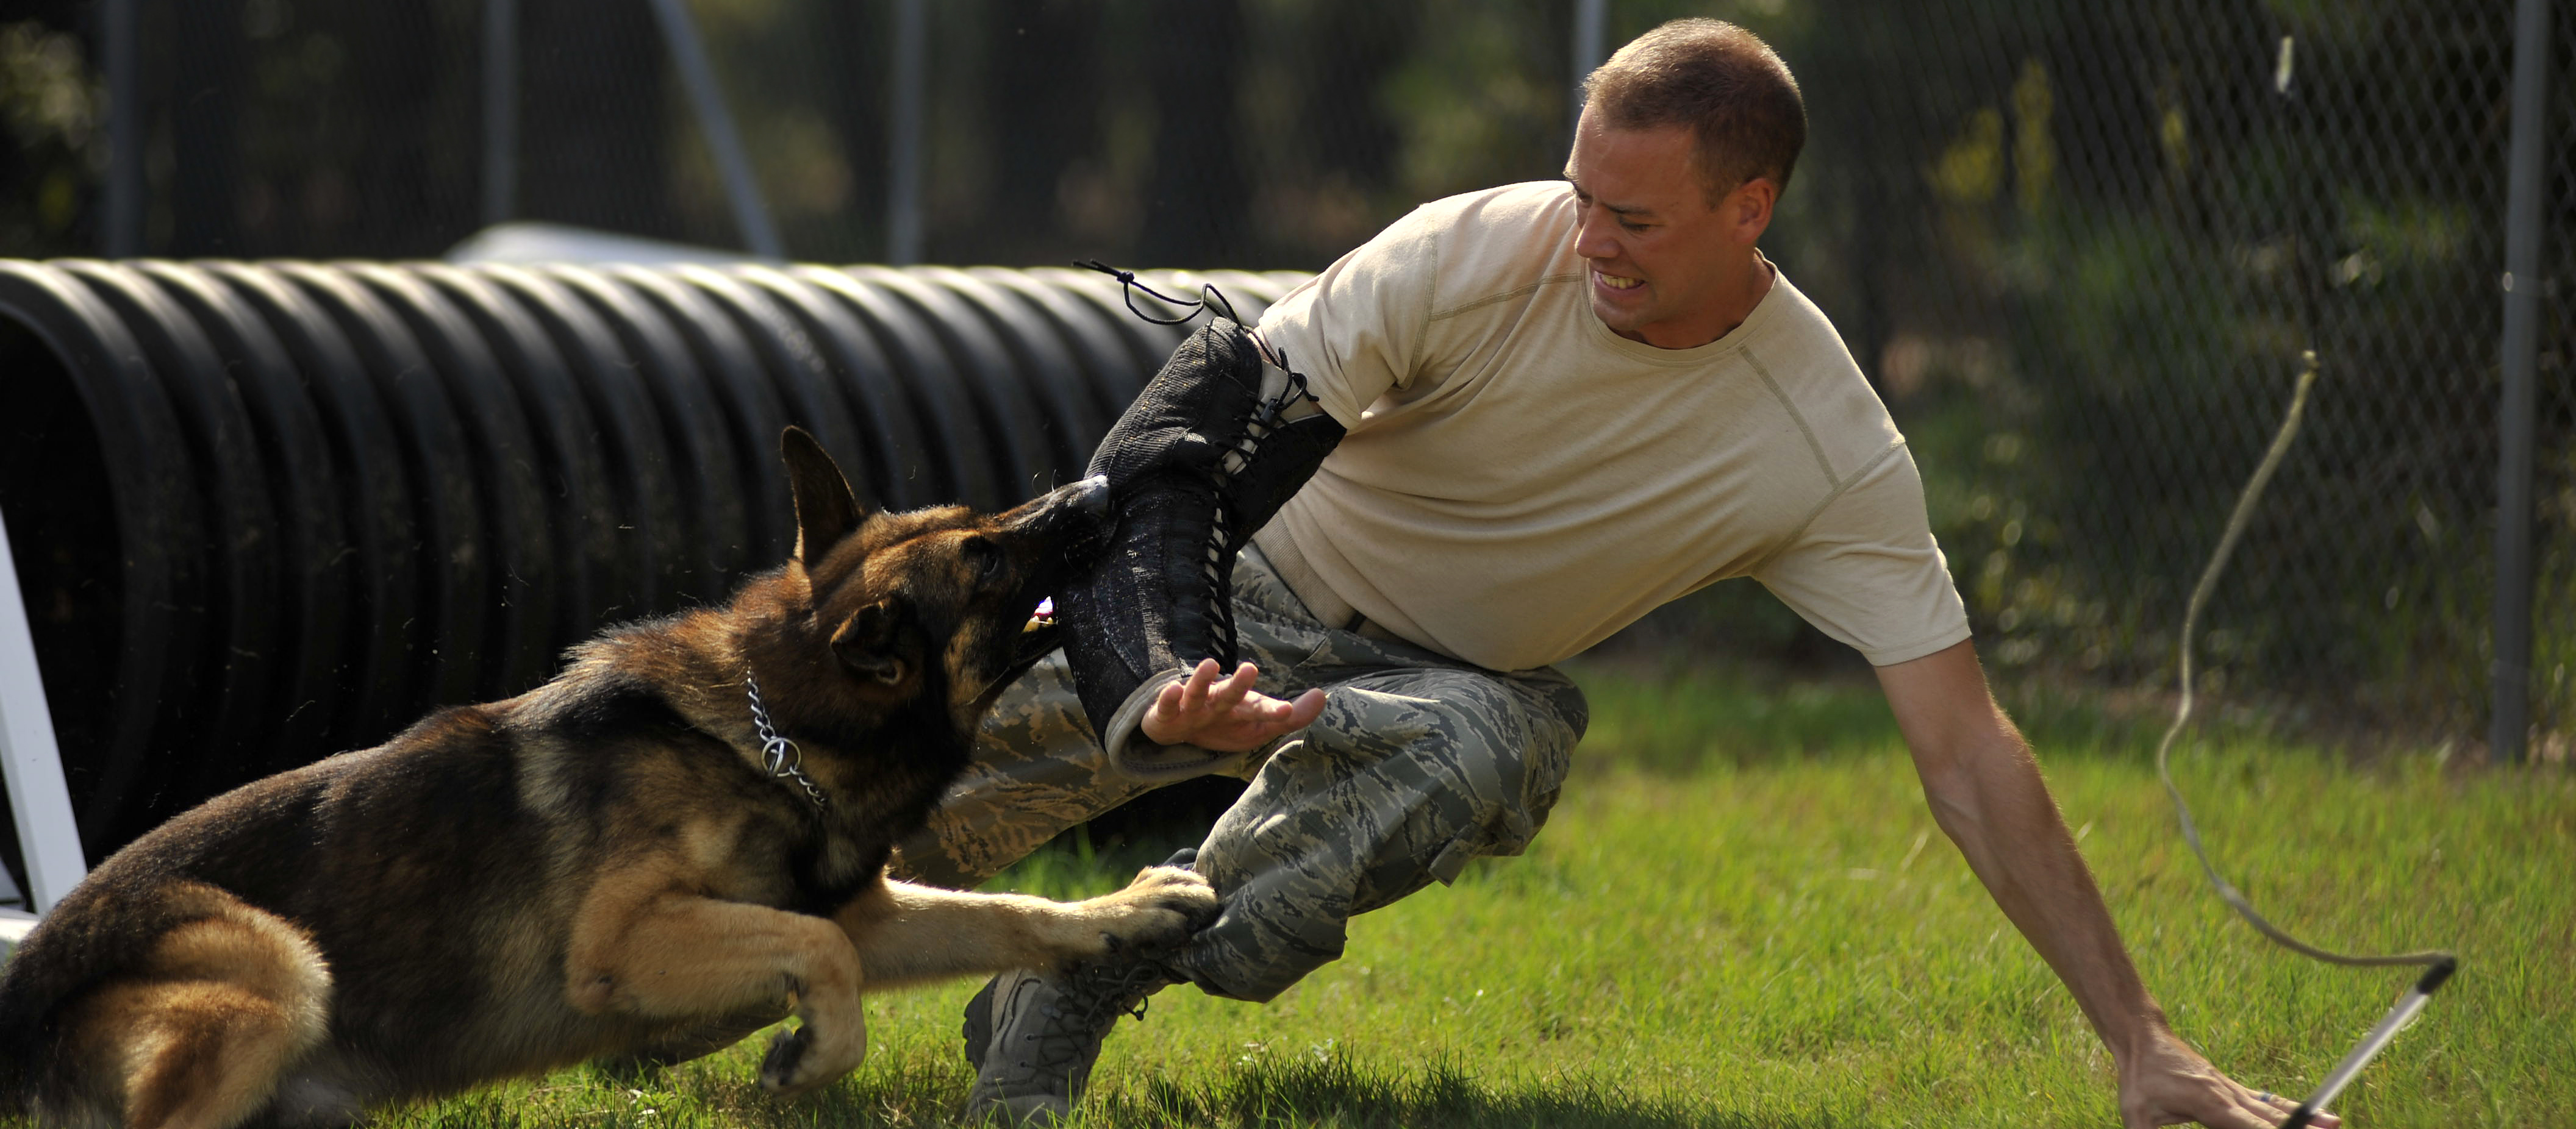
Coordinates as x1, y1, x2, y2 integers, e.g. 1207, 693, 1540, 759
770, 427, 1106, 733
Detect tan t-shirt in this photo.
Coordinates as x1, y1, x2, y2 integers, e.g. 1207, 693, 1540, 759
1250, 181, 1971, 671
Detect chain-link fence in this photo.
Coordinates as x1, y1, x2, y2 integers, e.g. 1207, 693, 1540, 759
1758, 0, 2576, 755
0, 0, 2567, 752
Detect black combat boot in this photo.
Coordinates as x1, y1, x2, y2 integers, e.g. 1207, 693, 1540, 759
1053, 291, 1343, 779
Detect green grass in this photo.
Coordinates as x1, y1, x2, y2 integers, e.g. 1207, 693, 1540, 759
40, 665, 2576, 1127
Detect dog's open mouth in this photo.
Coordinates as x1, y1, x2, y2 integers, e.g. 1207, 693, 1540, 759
1001, 597, 1064, 683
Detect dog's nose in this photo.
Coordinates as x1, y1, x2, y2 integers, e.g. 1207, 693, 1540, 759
1067, 474, 1110, 516
1012, 475, 1113, 535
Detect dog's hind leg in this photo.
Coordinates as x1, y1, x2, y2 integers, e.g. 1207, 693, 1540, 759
67, 886, 332, 1129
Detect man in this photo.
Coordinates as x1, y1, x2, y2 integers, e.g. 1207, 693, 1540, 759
899, 19, 2327, 1129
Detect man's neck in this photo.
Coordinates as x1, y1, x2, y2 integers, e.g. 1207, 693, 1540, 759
1695, 251, 1776, 347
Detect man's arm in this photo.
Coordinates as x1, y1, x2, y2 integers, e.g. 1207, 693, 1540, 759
1875, 639, 2332, 1129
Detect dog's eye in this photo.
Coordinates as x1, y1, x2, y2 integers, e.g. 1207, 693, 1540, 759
961, 536, 1005, 585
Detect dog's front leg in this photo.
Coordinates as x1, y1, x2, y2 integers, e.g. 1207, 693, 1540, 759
567, 876, 865, 1097
833, 866, 1217, 988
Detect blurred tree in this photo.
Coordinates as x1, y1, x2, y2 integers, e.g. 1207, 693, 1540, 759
1300, 0, 1409, 189
970, 0, 1102, 263
345, 0, 446, 255
816, 0, 887, 261
168, 0, 243, 254
1138, 0, 1245, 267
0, 6, 96, 257
521, 0, 678, 240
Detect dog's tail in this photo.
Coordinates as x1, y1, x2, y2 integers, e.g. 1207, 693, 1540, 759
0, 907, 86, 1114
0, 950, 43, 1113
0, 888, 173, 1113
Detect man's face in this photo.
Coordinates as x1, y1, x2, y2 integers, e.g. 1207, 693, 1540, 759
1564, 109, 1772, 349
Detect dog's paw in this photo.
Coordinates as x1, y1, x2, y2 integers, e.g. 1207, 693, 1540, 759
756, 1020, 864, 1098
756, 1025, 812, 1094
1077, 865, 1220, 950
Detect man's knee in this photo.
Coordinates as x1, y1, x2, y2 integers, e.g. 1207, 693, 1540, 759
1217, 670, 1577, 922
1172, 666, 1584, 998
1306, 670, 1583, 849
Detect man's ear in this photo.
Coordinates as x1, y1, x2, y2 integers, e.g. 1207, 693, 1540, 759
1725, 176, 1778, 244
781, 426, 865, 566
830, 598, 913, 685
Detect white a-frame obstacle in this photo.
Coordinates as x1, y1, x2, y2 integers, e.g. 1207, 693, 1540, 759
0, 513, 88, 957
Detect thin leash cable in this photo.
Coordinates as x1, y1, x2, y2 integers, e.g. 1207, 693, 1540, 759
2155, 32, 2453, 974
2151, 365, 2457, 1122
2152, 34, 2455, 1128
2150, 346, 2448, 971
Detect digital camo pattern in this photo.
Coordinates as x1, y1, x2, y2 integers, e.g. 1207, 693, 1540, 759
893, 547, 1587, 1002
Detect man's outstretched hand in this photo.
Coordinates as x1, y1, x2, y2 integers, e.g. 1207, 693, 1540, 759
2122, 1025, 2339, 1128
1139, 658, 1325, 752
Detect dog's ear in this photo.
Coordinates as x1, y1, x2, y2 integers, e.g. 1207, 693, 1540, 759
781, 426, 865, 566
829, 598, 914, 686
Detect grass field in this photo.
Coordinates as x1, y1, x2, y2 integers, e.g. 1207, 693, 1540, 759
35, 663, 2576, 1127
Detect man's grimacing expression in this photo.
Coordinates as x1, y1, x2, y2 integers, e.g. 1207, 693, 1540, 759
1564, 107, 1778, 351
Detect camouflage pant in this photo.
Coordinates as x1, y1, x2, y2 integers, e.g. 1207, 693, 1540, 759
893, 547, 1588, 1002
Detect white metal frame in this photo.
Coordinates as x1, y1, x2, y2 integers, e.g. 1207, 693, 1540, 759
0, 511, 88, 938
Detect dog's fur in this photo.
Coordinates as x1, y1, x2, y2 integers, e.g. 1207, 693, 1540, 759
0, 429, 1214, 1128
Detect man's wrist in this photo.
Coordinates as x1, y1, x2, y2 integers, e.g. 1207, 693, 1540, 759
1114, 668, 1193, 753
2108, 1006, 2179, 1067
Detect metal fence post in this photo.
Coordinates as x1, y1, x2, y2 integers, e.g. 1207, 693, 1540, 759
102, 0, 143, 255
482, 0, 519, 227
2491, 0, 2554, 765
887, 0, 928, 266
645, 0, 785, 258
1570, 0, 1607, 143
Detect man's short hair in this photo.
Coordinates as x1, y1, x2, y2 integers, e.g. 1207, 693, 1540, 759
1581, 19, 1806, 200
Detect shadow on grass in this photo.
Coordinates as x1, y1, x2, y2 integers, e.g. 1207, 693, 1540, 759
1093, 1056, 1878, 1129
372, 1052, 1878, 1129
376, 1050, 977, 1129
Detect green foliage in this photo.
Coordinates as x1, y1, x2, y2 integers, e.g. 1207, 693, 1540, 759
0, 21, 95, 255
1748, 0, 2564, 746
1378, 1, 1567, 206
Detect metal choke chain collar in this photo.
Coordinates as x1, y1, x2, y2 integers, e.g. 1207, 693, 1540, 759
744, 671, 829, 810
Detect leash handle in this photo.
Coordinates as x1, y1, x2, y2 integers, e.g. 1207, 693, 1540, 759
2280, 960, 2458, 1128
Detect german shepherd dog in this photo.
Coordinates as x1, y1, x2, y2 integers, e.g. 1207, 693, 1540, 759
0, 428, 1216, 1128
